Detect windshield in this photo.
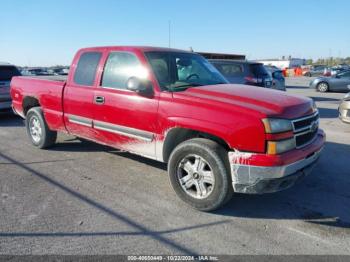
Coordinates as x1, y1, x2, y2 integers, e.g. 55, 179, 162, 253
145, 52, 228, 91
0, 66, 21, 81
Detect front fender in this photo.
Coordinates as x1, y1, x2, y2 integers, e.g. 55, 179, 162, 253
166, 116, 232, 146
160, 115, 266, 154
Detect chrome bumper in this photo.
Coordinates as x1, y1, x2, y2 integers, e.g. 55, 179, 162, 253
229, 148, 323, 194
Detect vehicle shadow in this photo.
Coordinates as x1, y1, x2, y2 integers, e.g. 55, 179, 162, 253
5, 134, 349, 232
0, 151, 229, 255
310, 96, 341, 102
214, 141, 350, 230
51, 138, 111, 153
50, 138, 350, 230
51, 138, 167, 170
0, 114, 24, 127
286, 85, 310, 89
317, 107, 339, 118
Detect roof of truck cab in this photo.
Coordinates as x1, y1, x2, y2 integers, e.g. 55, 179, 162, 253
78, 46, 193, 53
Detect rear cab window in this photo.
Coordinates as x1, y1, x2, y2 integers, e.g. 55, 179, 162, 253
213, 63, 244, 77
73, 52, 102, 86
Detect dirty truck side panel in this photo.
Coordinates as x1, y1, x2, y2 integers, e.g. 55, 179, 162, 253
91, 48, 161, 159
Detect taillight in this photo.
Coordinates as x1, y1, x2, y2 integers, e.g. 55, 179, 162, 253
245, 76, 262, 84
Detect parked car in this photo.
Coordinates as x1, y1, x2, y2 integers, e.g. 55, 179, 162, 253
52, 68, 69, 75
27, 68, 52, 76
11, 46, 325, 211
0, 63, 21, 112
209, 60, 273, 88
20, 69, 35, 76
339, 92, 350, 123
323, 66, 345, 77
310, 70, 350, 92
264, 65, 286, 91
304, 65, 327, 77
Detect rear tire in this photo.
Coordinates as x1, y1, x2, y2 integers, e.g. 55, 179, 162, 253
25, 107, 57, 149
168, 138, 233, 211
317, 82, 329, 92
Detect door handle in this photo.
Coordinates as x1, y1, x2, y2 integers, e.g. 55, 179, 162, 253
94, 96, 105, 105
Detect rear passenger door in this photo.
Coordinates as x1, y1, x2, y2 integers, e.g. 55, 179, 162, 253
92, 51, 159, 158
63, 50, 103, 139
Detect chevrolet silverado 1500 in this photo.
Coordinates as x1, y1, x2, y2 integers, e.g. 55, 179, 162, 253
11, 46, 325, 211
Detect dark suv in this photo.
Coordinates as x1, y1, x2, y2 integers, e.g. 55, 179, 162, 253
209, 60, 273, 88
0, 63, 21, 112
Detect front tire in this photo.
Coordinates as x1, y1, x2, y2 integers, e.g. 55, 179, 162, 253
25, 107, 57, 149
168, 138, 233, 211
317, 82, 329, 92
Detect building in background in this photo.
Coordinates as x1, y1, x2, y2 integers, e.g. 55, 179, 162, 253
257, 57, 306, 69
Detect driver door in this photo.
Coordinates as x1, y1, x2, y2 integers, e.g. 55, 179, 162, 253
92, 50, 159, 158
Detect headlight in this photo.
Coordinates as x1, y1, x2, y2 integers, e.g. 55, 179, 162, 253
262, 118, 293, 133
267, 138, 296, 154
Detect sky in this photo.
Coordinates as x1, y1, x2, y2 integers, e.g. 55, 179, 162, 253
1, 0, 349, 66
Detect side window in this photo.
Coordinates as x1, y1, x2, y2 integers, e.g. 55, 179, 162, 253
215, 64, 243, 77
74, 52, 102, 86
342, 72, 350, 78
337, 72, 350, 78
101, 52, 145, 89
148, 57, 170, 85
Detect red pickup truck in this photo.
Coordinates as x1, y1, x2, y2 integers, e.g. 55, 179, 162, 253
11, 46, 325, 211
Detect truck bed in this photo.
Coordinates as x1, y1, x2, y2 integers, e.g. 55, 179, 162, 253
11, 76, 66, 131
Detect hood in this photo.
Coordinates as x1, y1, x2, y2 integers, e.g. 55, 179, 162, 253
173, 84, 314, 119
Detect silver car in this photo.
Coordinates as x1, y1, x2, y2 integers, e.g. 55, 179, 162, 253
339, 92, 350, 123
310, 70, 350, 92
0, 63, 21, 112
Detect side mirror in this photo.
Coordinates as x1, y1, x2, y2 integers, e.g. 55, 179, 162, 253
126, 77, 153, 95
335, 74, 341, 79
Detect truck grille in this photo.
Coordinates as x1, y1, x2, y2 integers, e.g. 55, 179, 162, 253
292, 112, 319, 148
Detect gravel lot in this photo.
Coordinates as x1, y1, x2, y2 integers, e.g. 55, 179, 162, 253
0, 77, 349, 255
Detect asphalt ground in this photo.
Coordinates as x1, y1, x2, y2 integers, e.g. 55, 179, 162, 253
0, 77, 349, 255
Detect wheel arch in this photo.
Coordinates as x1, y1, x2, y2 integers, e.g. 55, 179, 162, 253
162, 127, 231, 163
23, 96, 40, 116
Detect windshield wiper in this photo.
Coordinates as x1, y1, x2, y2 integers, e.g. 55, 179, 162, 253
169, 83, 204, 91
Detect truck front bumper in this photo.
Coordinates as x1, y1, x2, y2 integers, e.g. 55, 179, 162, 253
229, 130, 325, 194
